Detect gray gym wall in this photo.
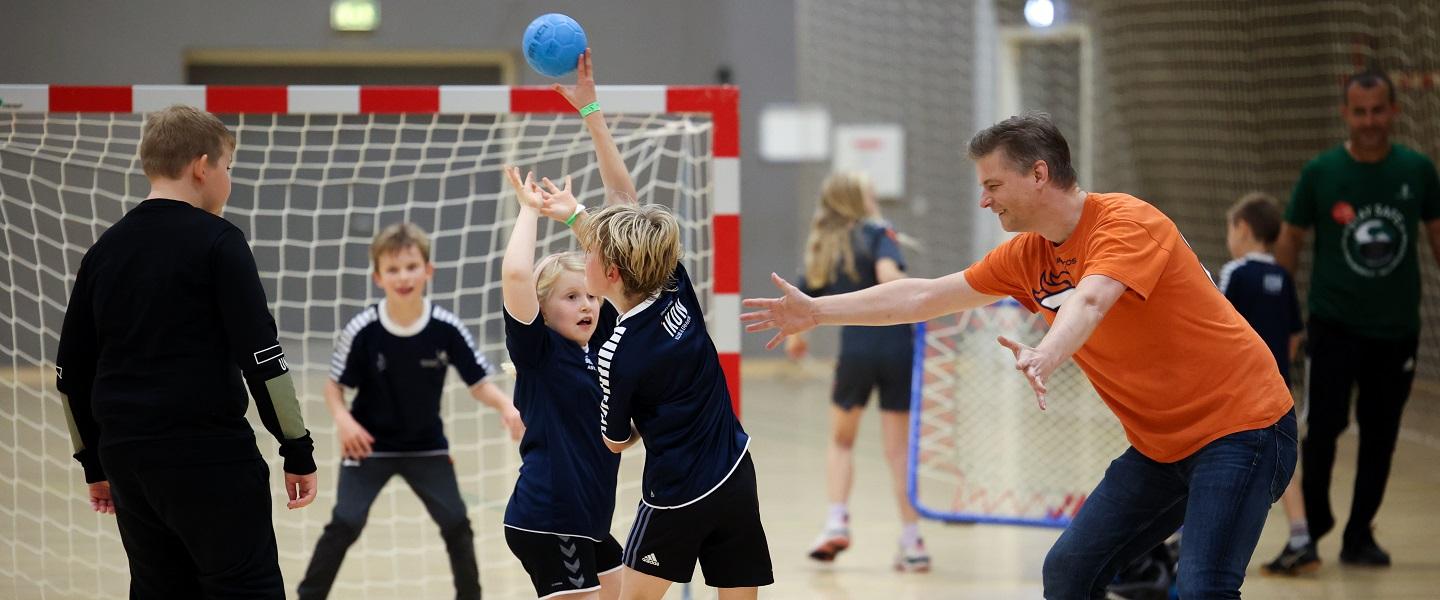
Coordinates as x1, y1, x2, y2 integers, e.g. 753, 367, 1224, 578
0, 0, 802, 357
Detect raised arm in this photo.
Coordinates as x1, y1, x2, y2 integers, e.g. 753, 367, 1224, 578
552, 49, 637, 205
742, 270, 1005, 350
502, 167, 545, 323
1275, 223, 1308, 274
212, 227, 316, 509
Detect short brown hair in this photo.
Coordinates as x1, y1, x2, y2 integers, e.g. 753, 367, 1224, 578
139, 105, 236, 179
370, 222, 432, 272
578, 204, 682, 298
1344, 66, 1395, 105
1228, 192, 1283, 245
967, 113, 1077, 190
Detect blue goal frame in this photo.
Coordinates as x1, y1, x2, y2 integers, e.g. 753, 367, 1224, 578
905, 309, 1074, 530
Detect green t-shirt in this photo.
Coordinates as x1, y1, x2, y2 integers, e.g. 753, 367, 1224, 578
1285, 143, 1440, 339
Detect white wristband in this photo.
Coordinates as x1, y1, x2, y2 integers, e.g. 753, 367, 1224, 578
565, 203, 585, 227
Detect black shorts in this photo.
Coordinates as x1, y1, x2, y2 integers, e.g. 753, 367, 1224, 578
504, 528, 623, 598
833, 352, 913, 412
621, 452, 773, 587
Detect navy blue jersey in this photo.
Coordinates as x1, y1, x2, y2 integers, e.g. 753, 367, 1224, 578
802, 220, 913, 358
598, 263, 750, 508
1218, 253, 1304, 384
331, 299, 493, 453
502, 303, 622, 540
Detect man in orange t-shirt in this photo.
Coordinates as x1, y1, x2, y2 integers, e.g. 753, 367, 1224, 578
743, 114, 1296, 599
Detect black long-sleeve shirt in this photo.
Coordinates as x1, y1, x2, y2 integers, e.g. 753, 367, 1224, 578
55, 199, 315, 482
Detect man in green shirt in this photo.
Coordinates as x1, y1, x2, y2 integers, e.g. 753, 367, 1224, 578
1276, 67, 1440, 568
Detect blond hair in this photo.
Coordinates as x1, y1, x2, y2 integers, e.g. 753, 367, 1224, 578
578, 204, 682, 298
140, 105, 236, 179
803, 172, 872, 290
534, 251, 586, 301
370, 222, 432, 272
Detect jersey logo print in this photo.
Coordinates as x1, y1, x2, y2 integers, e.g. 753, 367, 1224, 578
419, 350, 449, 369
661, 299, 691, 339
1032, 263, 1076, 312
597, 326, 627, 438
642, 553, 660, 567
253, 344, 288, 371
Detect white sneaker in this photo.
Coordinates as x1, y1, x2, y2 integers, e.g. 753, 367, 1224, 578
808, 524, 851, 562
893, 537, 931, 573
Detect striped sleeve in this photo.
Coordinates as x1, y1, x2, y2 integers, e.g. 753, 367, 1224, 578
432, 305, 494, 385
332, 306, 379, 385
1217, 258, 1244, 295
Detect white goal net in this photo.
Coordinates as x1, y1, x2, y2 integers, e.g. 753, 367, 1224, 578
0, 89, 727, 599
908, 300, 1131, 528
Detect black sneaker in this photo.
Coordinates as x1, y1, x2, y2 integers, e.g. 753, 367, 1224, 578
1261, 542, 1320, 576
1340, 539, 1391, 567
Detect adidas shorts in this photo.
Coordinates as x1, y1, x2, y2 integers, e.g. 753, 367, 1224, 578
504, 528, 623, 598
621, 452, 773, 587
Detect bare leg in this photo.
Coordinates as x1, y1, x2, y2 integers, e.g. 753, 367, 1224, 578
717, 587, 759, 600
598, 567, 621, 600
827, 405, 864, 505
618, 567, 672, 600
880, 410, 919, 525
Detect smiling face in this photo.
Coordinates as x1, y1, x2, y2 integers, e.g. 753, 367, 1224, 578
541, 269, 600, 345
975, 150, 1045, 233
372, 244, 433, 302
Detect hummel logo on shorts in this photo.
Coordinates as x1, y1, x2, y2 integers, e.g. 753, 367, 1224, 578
642, 553, 660, 567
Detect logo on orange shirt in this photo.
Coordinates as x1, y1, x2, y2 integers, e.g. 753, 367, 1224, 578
1032, 261, 1076, 312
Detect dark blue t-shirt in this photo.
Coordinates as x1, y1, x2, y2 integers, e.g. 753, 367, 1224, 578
802, 220, 913, 358
598, 263, 750, 508
331, 299, 493, 453
1218, 253, 1304, 384
502, 303, 622, 540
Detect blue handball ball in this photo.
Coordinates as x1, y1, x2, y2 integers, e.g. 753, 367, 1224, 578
523, 13, 588, 78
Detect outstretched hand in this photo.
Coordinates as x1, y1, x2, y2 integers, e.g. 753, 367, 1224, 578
504, 166, 544, 211
740, 273, 819, 350
536, 176, 579, 223
997, 336, 1050, 410
551, 48, 596, 112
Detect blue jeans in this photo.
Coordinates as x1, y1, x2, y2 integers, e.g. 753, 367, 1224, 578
1043, 411, 1297, 599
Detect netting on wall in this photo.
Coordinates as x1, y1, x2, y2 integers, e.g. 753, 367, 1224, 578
0, 109, 714, 599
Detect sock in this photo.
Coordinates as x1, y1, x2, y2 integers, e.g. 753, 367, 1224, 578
1288, 521, 1311, 550
827, 503, 849, 529
901, 523, 921, 547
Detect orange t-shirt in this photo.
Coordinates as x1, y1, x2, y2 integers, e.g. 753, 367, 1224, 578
964, 193, 1293, 462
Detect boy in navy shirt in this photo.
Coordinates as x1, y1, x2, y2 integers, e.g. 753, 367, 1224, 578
1219, 193, 1313, 575
297, 223, 523, 600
